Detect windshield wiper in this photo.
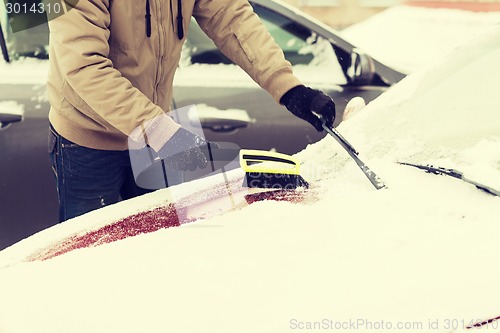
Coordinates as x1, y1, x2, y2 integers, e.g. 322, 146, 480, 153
0, 22, 10, 63
399, 162, 500, 197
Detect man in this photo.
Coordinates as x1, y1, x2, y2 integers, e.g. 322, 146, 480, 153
47, 0, 338, 222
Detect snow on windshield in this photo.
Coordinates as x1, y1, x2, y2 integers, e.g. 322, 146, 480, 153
0, 19, 500, 333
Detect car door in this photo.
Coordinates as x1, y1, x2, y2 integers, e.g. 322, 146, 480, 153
0, 12, 56, 250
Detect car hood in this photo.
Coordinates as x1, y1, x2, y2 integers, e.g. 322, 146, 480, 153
0, 25, 499, 333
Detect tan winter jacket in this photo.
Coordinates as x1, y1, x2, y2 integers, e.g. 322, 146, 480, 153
47, 0, 302, 151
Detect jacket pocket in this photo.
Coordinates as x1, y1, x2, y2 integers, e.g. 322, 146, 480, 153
61, 81, 96, 117
232, 28, 256, 64
109, 1, 147, 51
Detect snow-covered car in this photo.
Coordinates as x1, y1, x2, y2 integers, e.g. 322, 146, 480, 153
341, 4, 500, 73
0, 0, 405, 250
0, 23, 499, 333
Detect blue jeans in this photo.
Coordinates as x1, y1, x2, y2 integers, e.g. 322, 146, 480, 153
48, 126, 153, 222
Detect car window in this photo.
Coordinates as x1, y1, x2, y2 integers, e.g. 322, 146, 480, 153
185, 4, 333, 67
258, 7, 314, 65
0, 1, 49, 60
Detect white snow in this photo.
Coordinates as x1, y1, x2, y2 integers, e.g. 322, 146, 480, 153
188, 103, 255, 124
0, 100, 23, 115
342, 96, 366, 120
0, 57, 49, 84
1, 15, 500, 333
342, 5, 500, 73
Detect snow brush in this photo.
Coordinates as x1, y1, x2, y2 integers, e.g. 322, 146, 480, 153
322, 121, 386, 190
240, 149, 309, 190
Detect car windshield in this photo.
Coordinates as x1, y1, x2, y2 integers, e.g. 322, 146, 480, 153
1, 1, 49, 60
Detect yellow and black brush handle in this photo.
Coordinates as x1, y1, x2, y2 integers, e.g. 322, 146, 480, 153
239, 150, 308, 189
239, 149, 301, 176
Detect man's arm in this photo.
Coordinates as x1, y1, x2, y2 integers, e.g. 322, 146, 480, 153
192, 0, 338, 130
192, 0, 302, 103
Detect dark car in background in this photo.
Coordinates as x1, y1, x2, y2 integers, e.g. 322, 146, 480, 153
0, 0, 405, 250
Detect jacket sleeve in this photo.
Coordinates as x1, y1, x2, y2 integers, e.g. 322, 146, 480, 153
48, 0, 180, 151
192, 0, 303, 104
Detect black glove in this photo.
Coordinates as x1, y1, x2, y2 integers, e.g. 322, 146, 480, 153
158, 128, 215, 172
280, 85, 336, 131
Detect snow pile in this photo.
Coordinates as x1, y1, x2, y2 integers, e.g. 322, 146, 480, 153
0, 24, 500, 333
341, 24, 500, 160
0, 57, 48, 84
0, 100, 24, 115
300, 24, 500, 196
188, 104, 255, 124
342, 5, 500, 73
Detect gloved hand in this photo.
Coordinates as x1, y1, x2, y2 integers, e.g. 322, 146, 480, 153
158, 127, 216, 171
280, 85, 337, 131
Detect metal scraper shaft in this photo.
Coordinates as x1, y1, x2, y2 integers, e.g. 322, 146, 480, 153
322, 123, 386, 190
